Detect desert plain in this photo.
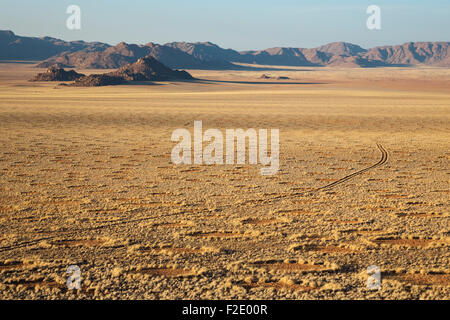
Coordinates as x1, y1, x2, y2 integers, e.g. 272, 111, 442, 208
0, 62, 448, 299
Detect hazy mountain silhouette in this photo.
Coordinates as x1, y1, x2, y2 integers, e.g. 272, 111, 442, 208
36, 42, 148, 69
37, 41, 236, 70
0, 30, 109, 61
172, 41, 449, 68
2, 30, 449, 68
316, 42, 367, 56
146, 42, 235, 69
165, 41, 241, 66
238, 47, 316, 66
363, 42, 450, 67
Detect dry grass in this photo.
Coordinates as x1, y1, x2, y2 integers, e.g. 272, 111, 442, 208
0, 63, 449, 299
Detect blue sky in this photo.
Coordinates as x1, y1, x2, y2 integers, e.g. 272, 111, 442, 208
0, 0, 449, 50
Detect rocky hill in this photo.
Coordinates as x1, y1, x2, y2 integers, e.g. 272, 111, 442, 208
71, 56, 193, 87
30, 67, 85, 81
109, 56, 193, 81
71, 74, 126, 87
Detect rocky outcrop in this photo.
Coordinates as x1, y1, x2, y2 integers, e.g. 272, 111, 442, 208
69, 55, 193, 87
71, 74, 126, 87
109, 56, 193, 81
30, 67, 85, 81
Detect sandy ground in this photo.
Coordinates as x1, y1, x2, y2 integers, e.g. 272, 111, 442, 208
0, 63, 448, 299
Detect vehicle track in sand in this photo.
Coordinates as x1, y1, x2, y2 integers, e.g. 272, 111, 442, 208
0, 145, 389, 253
271, 143, 389, 202
313, 143, 389, 192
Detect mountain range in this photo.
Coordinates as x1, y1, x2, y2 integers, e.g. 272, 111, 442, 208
1, 30, 449, 69
0, 30, 108, 61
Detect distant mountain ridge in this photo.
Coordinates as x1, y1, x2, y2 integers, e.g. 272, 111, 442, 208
0, 30, 109, 61
36, 41, 235, 70
1, 30, 449, 68
363, 42, 450, 67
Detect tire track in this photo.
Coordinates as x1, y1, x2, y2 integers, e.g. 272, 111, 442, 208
0, 145, 389, 253
270, 143, 389, 202
313, 143, 389, 192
